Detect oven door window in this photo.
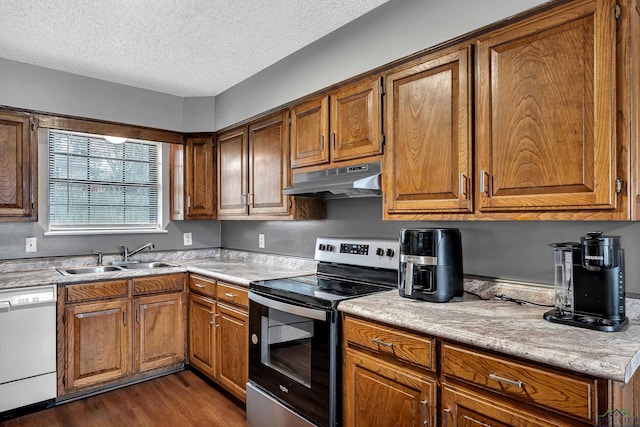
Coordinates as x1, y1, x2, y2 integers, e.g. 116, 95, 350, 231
261, 308, 313, 387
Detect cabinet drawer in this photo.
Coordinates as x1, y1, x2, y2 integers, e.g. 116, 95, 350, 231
133, 274, 184, 295
441, 342, 597, 421
216, 282, 248, 308
66, 280, 129, 303
343, 316, 434, 371
189, 275, 217, 297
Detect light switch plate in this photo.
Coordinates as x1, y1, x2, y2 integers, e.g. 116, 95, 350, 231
183, 232, 193, 246
26, 237, 37, 252
258, 234, 265, 249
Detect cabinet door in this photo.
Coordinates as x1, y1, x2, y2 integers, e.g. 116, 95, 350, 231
134, 292, 185, 372
343, 348, 436, 427
217, 303, 248, 402
441, 383, 580, 427
185, 135, 215, 219
189, 294, 217, 380
0, 111, 36, 221
330, 77, 383, 162
217, 127, 249, 216
476, 0, 616, 212
169, 144, 184, 220
384, 46, 473, 214
64, 299, 129, 390
290, 96, 329, 168
248, 111, 290, 216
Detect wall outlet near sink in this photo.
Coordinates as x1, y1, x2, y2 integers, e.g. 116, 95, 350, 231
25, 237, 37, 252
183, 232, 193, 246
258, 234, 265, 249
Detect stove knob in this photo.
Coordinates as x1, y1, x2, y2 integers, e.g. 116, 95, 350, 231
376, 247, 384, 256
326, 244, 335, 251
386, 248, 395, 257
319, 244, 326, 251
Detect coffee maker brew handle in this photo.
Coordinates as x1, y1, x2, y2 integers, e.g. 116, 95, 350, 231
405, 262, 414, 294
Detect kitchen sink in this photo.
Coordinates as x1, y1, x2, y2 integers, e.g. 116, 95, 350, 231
57, 266, 124, 276
119, 262, 178, 269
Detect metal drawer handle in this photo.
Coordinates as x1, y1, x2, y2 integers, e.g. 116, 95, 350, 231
224, 292, 237, 298
489, 373, 523, 388
420, 400, 430, 427
194, 283, 205, 288
371, 338, 394, 348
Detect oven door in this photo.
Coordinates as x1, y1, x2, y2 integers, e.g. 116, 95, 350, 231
248, 291, 334, 427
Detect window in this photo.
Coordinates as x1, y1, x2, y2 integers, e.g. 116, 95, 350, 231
48, 130, 162, 233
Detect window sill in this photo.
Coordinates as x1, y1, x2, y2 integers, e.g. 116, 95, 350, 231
44, 229, 169, 236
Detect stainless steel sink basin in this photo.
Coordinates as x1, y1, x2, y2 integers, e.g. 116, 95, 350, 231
57, 266, 123, 276
119, 262, 178, 269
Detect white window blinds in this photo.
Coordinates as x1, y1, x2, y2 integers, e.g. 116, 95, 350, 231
48, 130, 161, 231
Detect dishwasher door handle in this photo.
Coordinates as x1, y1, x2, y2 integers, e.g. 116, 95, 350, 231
0, 301, 10, 313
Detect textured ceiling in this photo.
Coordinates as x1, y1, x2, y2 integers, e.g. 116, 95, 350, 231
0, 0, 390, 97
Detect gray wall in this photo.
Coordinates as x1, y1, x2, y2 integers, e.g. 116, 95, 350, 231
214, 0, 547, 129
221, 198, 640, 293
0, 58, 185, 131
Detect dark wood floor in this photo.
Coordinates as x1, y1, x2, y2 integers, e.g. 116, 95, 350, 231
1, 370, 247, 427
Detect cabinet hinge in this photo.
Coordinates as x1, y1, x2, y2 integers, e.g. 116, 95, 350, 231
615, 177, 623, 194
615, 3, 621, 20
379, 76, 385, 96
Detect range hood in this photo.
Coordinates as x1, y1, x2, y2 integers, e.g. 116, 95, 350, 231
283, 161, 382, 199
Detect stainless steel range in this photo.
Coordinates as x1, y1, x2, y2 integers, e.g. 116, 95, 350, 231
247, 237, 398, 427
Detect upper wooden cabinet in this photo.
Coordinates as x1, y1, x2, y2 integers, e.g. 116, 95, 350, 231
0, 111, 37, 221
218, 115, 290, 219
217, 111, 324, 220
476, 0, 617, 213
384, 46, 473, 216
290, 76, 383, 169
184, 135, 216, 219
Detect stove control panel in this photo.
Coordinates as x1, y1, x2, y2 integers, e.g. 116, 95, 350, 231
315, 237, 398, 270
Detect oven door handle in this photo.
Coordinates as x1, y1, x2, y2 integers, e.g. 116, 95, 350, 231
249, 292, 329, 321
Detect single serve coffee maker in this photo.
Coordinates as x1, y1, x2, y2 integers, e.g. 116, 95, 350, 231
398, 228, 463, 302
544, 231, 628, 332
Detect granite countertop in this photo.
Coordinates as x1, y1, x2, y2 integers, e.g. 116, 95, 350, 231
0, 249, 317, 290
338, 283, 640, 384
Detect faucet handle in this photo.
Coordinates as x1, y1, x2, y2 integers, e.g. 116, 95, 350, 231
92, 249, 104, 266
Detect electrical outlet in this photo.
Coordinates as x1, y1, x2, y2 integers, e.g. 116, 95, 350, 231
26, 237, 37, 252
258, 233, 265, 249
183, 232, 193, 246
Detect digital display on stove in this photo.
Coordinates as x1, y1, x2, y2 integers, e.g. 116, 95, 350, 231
340, 243, 369, 255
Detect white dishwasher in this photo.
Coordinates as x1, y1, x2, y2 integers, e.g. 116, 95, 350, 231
0, 285, 57, 413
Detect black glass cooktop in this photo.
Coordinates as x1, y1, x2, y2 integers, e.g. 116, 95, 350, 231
250, 274, 394, 310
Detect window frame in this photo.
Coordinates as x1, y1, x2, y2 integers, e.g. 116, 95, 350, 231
44, 129, 166, 236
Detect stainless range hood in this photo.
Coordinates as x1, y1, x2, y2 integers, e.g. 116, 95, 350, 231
283, 161, 381, 199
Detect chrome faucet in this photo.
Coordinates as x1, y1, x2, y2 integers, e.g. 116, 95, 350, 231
92, 250, 104, 266
120, 243, 154, 262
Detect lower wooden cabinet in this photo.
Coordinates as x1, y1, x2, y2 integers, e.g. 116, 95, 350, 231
59, 274, 186, 397
64, 298, 129, 390
343, 348, 436, 427
189, 293, 217, 379
188, 275, 249, 402
441, 383, 582, 427
135, 292, 185, 372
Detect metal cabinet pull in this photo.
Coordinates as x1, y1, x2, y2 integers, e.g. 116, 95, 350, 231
420, 400, 430, 427
331, 132, 336, 150
187, 196, 191, 208
136, 309, 140, 323
459, 173, 466, 197
194, 283, 205, 288
443, 408, 451, 427
489, 373, 523, 388
214, 313, 220, 328
247, 193, 253, 206
480, 170, 489, 194
224, 292, 237, 298
208, 310, 214, 325
123, 311, 126, 326
320, 134, 324, 152
371, 337, 394, 348
241, 194, 248, 206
